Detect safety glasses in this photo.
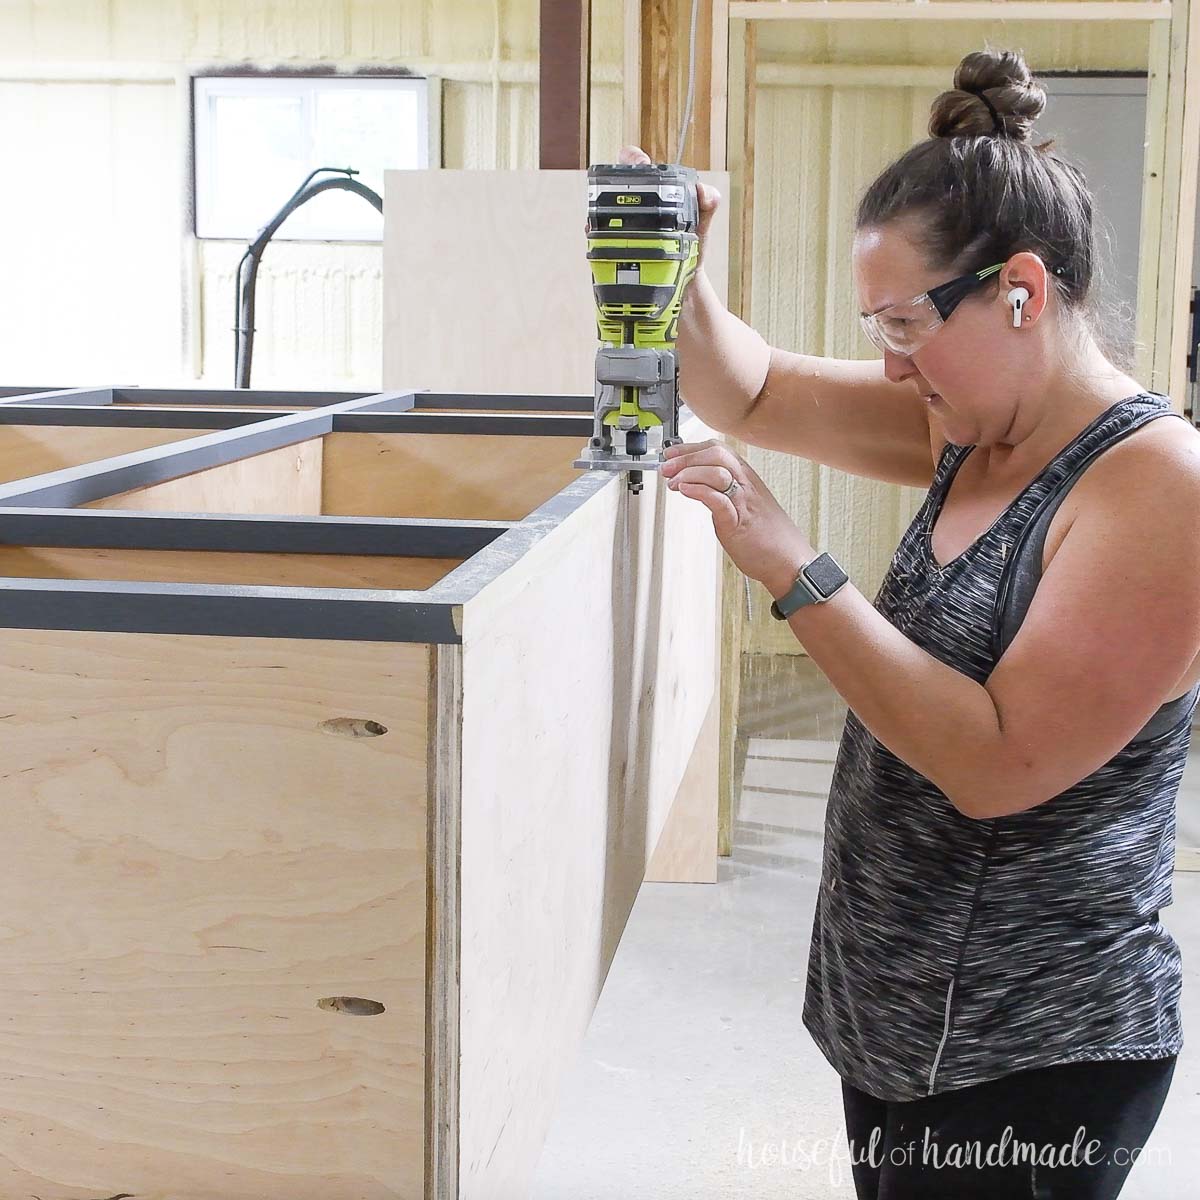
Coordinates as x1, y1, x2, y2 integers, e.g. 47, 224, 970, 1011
859, 263, 1005, 356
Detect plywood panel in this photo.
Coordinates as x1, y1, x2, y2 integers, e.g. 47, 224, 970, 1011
382, 169, 730, 394
0, 546, 461, 590
0, 425, 206, 483
644, 692, 720, 883
0, 631, 429, 1199
321, 432, 581, 521
455, 413, 720, 1198
86, 438, 324, 515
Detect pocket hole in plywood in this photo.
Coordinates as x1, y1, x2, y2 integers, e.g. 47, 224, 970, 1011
317, 996, 386, 1016
319, 717, 389, 738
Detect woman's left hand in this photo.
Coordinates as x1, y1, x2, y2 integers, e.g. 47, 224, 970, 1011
660, 440, 816, 599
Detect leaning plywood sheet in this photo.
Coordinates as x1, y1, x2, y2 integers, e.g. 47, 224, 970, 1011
0, 632, 429, 1199
644, 694, 720, 884
382, 170, 730, 394
454, 414, 721, 1198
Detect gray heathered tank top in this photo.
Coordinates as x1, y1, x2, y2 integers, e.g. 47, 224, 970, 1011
802, 391, 1198, 1102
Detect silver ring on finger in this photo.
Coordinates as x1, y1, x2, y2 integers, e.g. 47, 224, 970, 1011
722, 476, 740, 497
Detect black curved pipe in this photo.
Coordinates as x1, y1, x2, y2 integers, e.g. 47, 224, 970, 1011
234, 167, 384, 388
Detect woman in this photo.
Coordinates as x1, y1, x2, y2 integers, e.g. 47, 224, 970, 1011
638, 47, 1200, 1199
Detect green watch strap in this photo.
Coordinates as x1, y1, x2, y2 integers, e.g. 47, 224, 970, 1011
769, 551, 848, 620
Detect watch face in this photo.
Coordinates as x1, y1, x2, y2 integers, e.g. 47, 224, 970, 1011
804, 553, 847, 598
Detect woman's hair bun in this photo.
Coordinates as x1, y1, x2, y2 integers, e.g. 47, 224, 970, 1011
928, 48, 1046, 142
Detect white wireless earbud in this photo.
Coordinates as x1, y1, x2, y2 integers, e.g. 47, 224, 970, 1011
1007, 286, 1031, 328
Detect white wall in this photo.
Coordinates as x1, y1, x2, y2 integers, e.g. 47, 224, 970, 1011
0, 77, 183, 387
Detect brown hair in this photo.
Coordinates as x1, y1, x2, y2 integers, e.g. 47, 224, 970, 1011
856, 48, 1127, 366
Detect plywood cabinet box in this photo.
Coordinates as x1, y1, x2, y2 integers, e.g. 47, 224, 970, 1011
0, 387, 720, 1199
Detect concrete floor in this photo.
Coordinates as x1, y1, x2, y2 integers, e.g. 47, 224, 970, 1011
531, 658, 1200, 1199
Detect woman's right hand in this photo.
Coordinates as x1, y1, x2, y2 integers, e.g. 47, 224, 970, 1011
618, 144, 721, 263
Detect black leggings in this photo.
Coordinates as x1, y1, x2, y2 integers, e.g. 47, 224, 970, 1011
842, 1056, 1176, 1200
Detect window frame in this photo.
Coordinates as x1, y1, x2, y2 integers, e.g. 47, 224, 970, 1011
191, 71, 436, 243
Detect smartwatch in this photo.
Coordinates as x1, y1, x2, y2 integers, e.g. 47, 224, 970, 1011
769, 551, 849, 620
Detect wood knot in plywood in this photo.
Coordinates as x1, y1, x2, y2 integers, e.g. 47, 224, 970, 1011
317, 996, 387, 1016
319, 717, 388, 738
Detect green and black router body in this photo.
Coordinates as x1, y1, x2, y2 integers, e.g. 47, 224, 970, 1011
575, 162, 701, 494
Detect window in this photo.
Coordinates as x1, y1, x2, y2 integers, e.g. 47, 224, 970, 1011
193, 74, 434, 242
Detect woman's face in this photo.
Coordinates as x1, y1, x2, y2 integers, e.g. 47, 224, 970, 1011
853, 220, 1026, 447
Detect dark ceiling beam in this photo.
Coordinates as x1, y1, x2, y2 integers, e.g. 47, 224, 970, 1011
539, 0, 592, 168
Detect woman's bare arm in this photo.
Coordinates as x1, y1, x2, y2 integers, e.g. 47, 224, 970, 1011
677, 268, 937, 488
